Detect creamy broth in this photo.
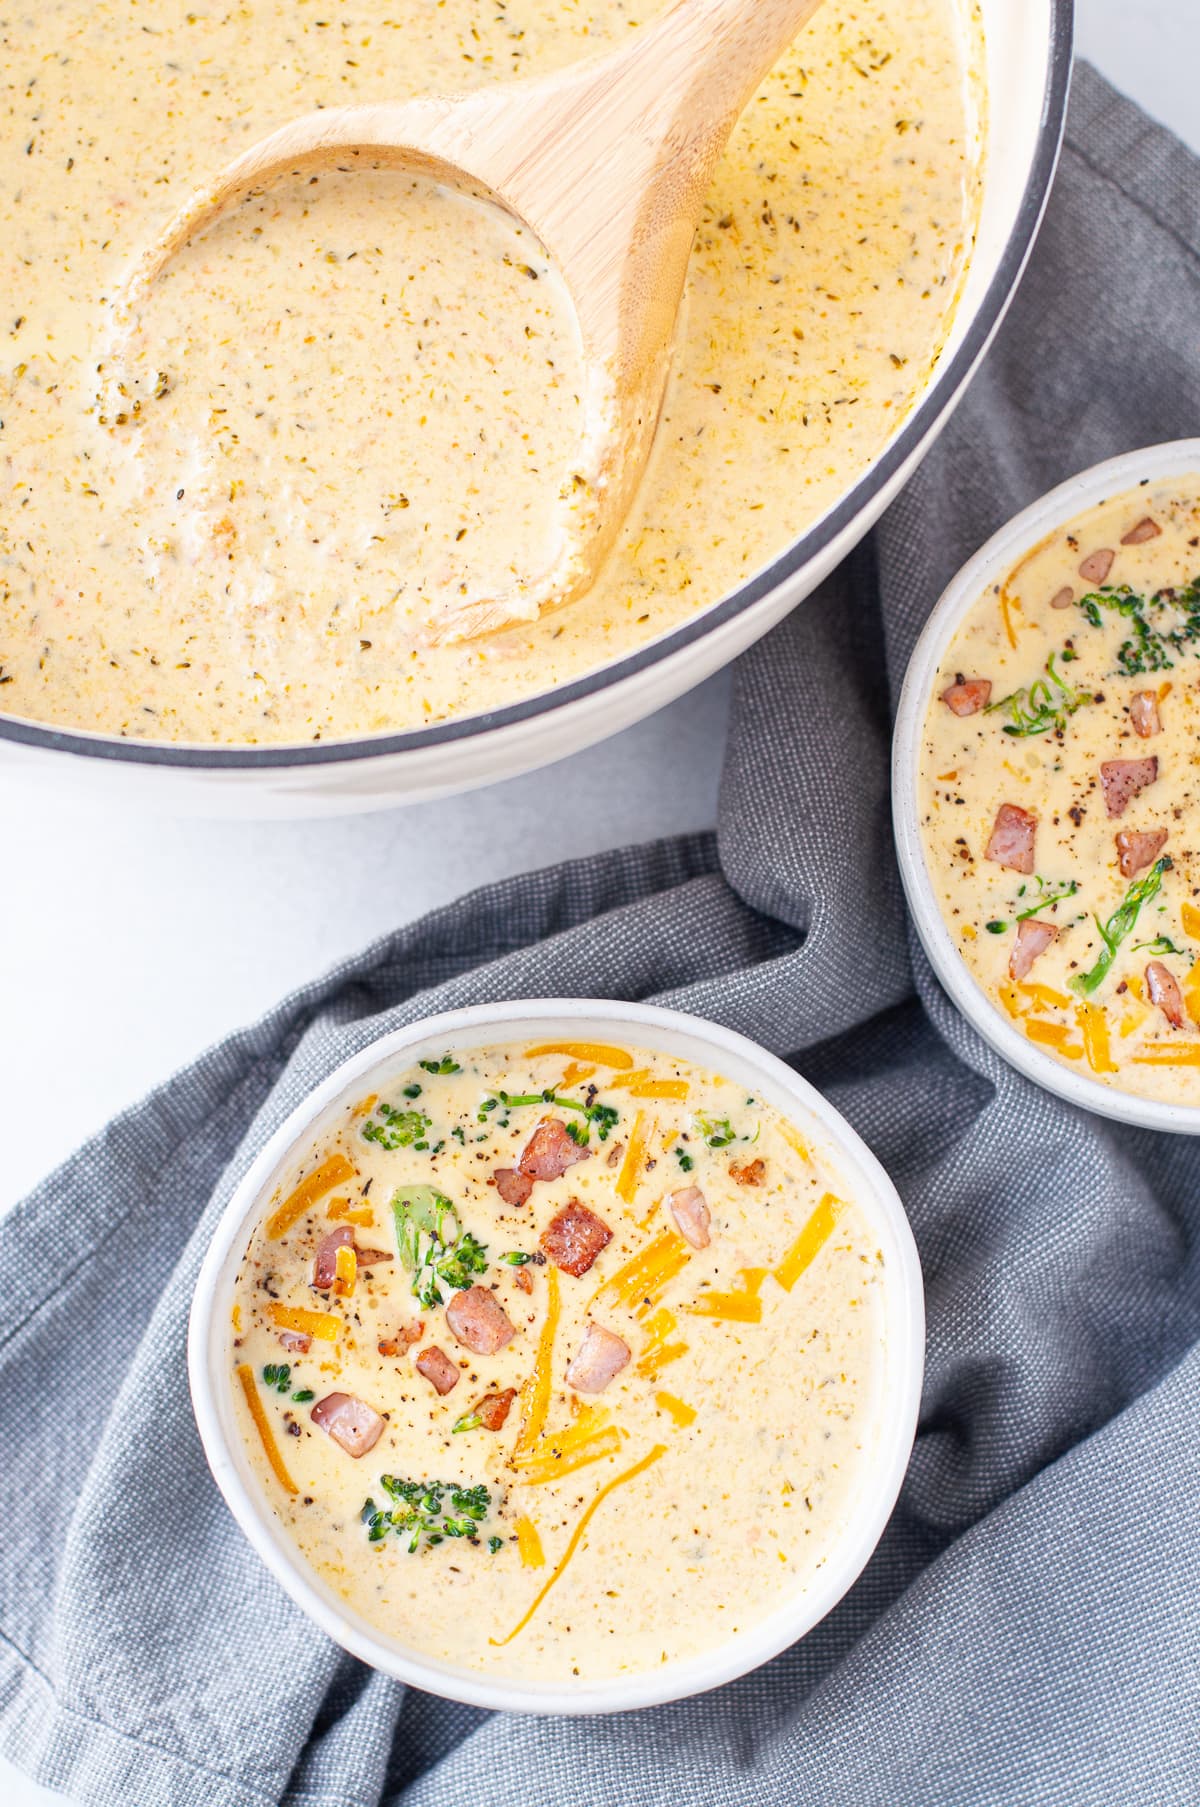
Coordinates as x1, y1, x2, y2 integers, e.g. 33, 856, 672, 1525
230, 1040, 886, 1681
918, 480, 1200, 1105
0, 0, 980, 745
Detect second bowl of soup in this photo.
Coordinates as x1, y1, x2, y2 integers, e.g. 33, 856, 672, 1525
895, 439, 1200, 1132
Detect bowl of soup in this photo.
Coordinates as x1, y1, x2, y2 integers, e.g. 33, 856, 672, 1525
894, 439, 1200, 1132
189, 999, 923, 1711
0, 0, 1071, 814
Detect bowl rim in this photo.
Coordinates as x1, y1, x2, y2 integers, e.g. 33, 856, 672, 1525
188, 997, 925, 1715
892, 437, 1200, 1135
0, 1, 1074, 772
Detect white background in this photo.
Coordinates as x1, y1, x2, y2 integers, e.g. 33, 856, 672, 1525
2, 5, 1197, 1803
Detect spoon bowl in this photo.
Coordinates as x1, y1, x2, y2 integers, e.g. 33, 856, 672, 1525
111, 0, 825, 640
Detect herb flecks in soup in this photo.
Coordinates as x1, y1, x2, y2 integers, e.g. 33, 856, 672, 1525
0, 0, 979, 745
230, 1041, 885, 1681
918, 479, 1200, 1105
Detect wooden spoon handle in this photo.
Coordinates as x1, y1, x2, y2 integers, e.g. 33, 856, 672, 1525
630, 0, 827, 140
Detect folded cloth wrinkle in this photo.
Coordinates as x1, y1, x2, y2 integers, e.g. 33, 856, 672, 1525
3, 63, 1200, 1807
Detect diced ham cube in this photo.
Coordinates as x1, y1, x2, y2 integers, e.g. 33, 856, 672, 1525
1101, 757, 1158, 818
473, 1388, 517, 1430
1121, 517, 1161, 546
566, 1323, 631, 1395
1079, 548, 1114, 583
277, 1328, 311, 1355
414, 1345, 460, 1395
729, 1158, 766, 1187
1009, 918, 1058, 981
1146, 961, 1185, 1029
310, 1392, 385, 1458
1129, 691, 1161, 738
1049, 586, 1074, 611
940, 677, 992, 717
539, 1199, 612, 1277
517, 1117, 592, 1182
445, 1285, 516, 1356
1115, 827, 1168, 878
668, 1185, 711, 1249
494, 1167, 534, 1207
985, 803, 1037, 874
312, 1224, 353, 1289
378, 1320, 423, 1357
354, 1245, 393, 1268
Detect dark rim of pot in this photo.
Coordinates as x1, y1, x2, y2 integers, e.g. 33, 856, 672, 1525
0, 2, 1074, 771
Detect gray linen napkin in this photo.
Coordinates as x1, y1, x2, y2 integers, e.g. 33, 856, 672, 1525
3, 62, 1199, 1807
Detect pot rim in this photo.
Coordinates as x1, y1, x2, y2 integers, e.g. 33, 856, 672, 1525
0, 1, 1074, 772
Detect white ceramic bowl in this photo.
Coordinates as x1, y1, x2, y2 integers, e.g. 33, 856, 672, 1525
893, 439, 1200, 1135
0, 0, 1072, 816
189, 998, 924, 1713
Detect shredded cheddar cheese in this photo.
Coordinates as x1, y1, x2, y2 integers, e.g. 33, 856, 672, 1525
266, 1153, 356, 1239
490, 1445, 667, 1648
775, 1195, 843, 1293
267, 1302, 341, 1342
236, 1362, 297, 1495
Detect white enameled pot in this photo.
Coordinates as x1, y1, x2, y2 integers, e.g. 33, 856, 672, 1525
189, 998, 924, 1712
1, 2, 1073, 816
893, 439, 1200, 1134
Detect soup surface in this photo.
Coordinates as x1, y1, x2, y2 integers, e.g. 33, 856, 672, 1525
0, 0, 980, 745
918, 478, 1200, 1105
229, 1039, 887, 1681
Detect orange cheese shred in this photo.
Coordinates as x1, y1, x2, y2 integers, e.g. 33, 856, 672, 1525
328, 1199, 374, 1227
604, 1068, 652, 1092
1132, 1044, 1200, 1067
1181, 901, 1200, 943
511, 1425, 625, 1485
230, 1303, 242, 1334
655, 1391, 697, 1428
523, 1042, 633, 1069
236, 1362, 297, 1495
1075, 1002, 1117, 1075
628, 1078, 689, 1101
775, 1195, 843, 1294
684, 1267, 766, 1323
267, 1302, 341, 1342
592, 1229, 690, 1313
634, 1308, 688, 1379
513, 1266, 560, 1458
778, 1121, 814, 1165
1024, 1018, 1071, 1048
490, 1444, 667, 1647
266, 1152, 356, 1239
559, 1062, 597, 1087
515, 1515, 545, 1569
333, 1244, 357, 1297
998, 586, 1021, 649
350, 1094, 377, 1119
615, 1111, 651, 1204
1185, 966, 1200, 1030
1020, 981, 1072, 1011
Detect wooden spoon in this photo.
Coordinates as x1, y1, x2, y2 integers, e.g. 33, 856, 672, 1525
115, 0, 826, 641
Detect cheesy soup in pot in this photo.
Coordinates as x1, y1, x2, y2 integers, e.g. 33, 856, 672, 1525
229, 1038, 887, 1681
0, 0, 981, 746
918, 478, 1200, 1107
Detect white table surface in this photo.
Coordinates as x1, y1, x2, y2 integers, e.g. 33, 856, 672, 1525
2, 6, 1196, 1803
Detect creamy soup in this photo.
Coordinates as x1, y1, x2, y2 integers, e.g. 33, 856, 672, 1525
918, 479, 1200, 1106
0, 0, 980, 745
229, 1039, 887, 1681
